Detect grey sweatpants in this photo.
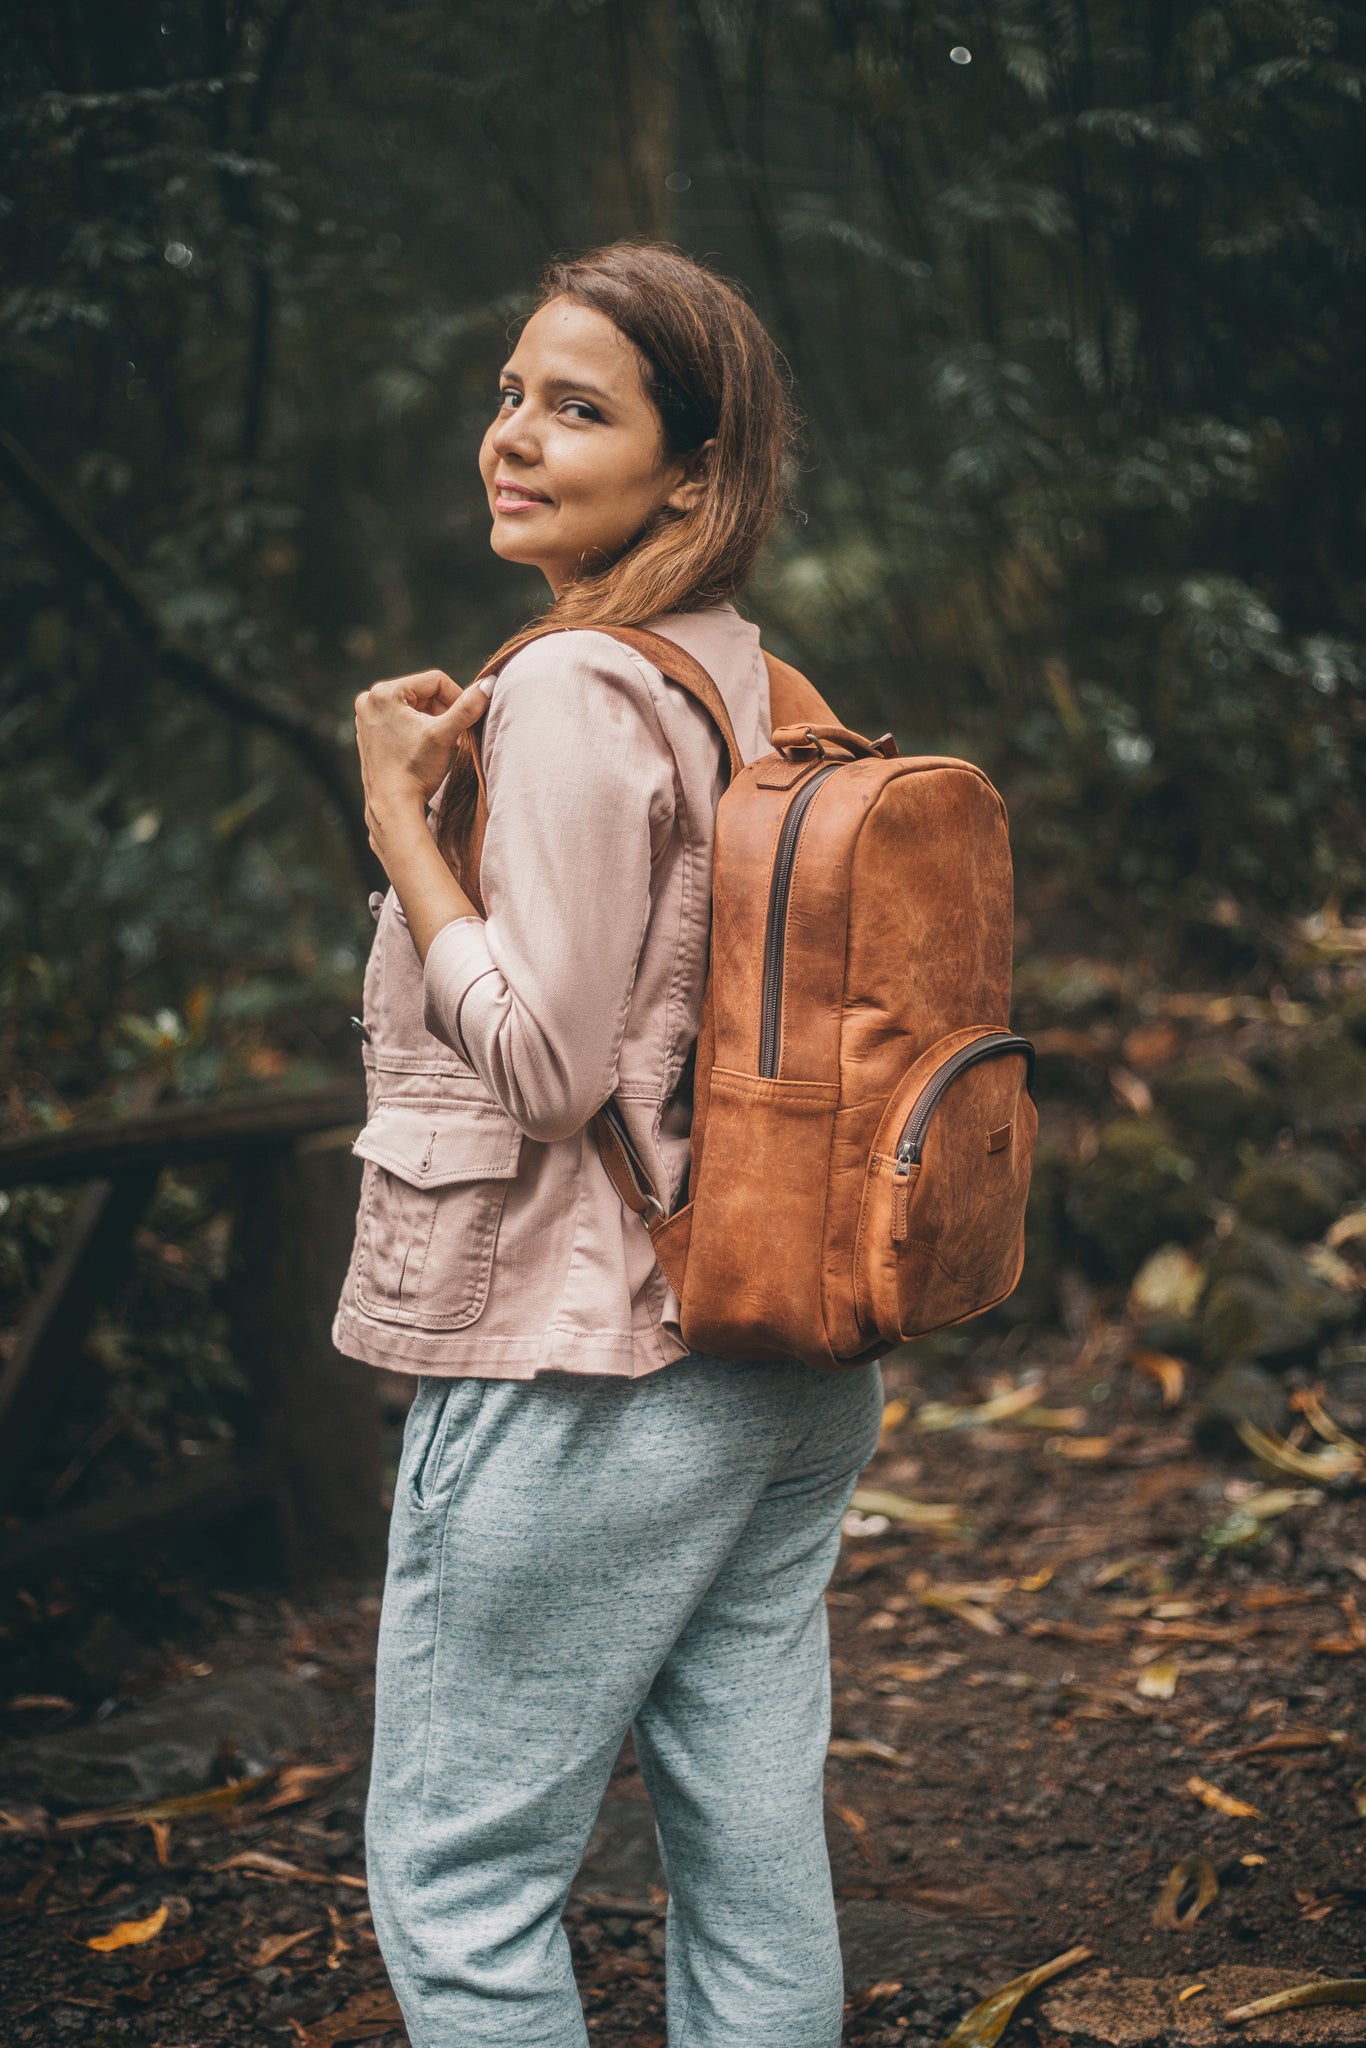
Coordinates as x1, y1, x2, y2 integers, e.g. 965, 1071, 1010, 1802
365, 1350, 884, 2048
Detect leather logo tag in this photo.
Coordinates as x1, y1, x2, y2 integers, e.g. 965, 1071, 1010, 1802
987, 1124, 1013, 1153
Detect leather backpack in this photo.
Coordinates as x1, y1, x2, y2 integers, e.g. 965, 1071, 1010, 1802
464, 624, 1036, 1371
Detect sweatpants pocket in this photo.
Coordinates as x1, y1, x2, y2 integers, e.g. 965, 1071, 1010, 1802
401, 1378, 487, 1512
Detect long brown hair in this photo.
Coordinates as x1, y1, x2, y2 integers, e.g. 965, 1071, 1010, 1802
435, 241, 796, 871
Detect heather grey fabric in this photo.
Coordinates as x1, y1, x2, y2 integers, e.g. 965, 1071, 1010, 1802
366, 1350, 883, 2047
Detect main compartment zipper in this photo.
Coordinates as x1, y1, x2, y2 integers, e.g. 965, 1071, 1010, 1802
758, 763, 843, 1076
894, 1032, 1036, 1173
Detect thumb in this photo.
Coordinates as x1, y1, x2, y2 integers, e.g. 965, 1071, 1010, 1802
426, 679, 491, 744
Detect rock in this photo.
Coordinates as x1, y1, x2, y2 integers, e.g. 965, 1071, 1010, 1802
1128, 1243, 1206, 1321
1338, 989, 1366, 1048
1196, 1360, 1288, 1448
1040, 1964, 1366, 2044
1286, 1022, 1366, 1133
835, 1897, 984, 1987
1200, 1225, 1356, 1367
574, 1794, 663, 1900
1064, 1119, 1206, 1281
1152, 1055, 1278, 1150
69, 1612, 146, 1696
0, 1668, 321, 1811
1004, 1141, 1069, 1324
1232, 1148, 1359, 1241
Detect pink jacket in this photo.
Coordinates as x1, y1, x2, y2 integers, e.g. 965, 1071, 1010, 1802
331, 603, 772, 1379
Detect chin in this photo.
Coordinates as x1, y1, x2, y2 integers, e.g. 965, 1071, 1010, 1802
488, 525, 543, 568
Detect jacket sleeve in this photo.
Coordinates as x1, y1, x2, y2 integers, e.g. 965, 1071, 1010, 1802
421, 631, 677, 1143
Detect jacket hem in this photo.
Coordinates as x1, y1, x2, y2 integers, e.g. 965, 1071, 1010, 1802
330, 1305, 687, 1381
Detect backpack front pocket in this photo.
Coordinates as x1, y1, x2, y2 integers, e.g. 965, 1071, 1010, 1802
855, 1028, 1036, 1344
352, 1099, 522, 1331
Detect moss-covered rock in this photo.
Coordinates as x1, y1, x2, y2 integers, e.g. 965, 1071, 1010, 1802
1200, 1224, 1357, 1365
1286, 1022, 1366, 1133
1196, 1360, 1288, 1451
1151, 1055, 1278, 1149
1004, 1139, 1070, 1324
1064, 1118, 1206, 1281
1232, 1148, 1360, 1241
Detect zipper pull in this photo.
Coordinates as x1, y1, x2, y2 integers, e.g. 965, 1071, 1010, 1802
891, 1152, 919, 1243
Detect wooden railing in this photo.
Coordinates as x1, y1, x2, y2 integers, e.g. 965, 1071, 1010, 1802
0, 1082, 385, 1586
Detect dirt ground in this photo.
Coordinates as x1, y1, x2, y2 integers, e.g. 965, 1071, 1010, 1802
1, 1332, 1362, 2048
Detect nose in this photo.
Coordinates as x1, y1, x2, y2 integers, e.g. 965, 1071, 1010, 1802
490, 402, 538, 463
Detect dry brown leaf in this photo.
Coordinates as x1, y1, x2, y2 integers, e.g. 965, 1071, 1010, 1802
211, 1850, 366, 1890
250, 1925, 324, 1968
1130, 1348, 1186, 1407
289, 1986, 405, 2046
881, 1660, 952, 1684
6, 1694, 75, 1712
1225, 1726, 1345, 1760
256, 1759, 360, 1815
828, 1736, 907, 1767
56, 1772, 274, 1834
86, 1903, 169, 1952
1025, 1619, 1125, 1646
848, 1488, 965, 1530
1178, 1983, 1208, 2003
1312, 1593, 1366, 1655
1186, 1774, 1263, 1819
919, 1590, 1003, 1635
1047, 1436, 1113, 1460
938, 1944, 1092, 2047
1136, 1658, 1180, 1701
1225, 1979, 1366, 2024
879, 1399, 910, 1438
1153, 1854, 1218, 1929
1235, 1418, 1360, 1481
1351, 1776, 1366, 1818
915, 1382, 1044, 1432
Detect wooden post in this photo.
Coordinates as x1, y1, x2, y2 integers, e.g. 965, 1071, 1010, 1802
227, 1129, 385, 1585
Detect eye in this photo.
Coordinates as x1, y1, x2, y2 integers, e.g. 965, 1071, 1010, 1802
497, 385, 521, 411
561, 399, 602, 422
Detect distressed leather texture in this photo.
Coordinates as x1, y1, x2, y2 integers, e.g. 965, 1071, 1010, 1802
464, 636, 1036, 1371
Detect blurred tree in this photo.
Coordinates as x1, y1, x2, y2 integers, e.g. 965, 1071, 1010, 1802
1, 0, 1363, 1126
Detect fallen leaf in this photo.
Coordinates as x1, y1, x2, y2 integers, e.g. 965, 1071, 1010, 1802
256, 1758, 360, 1815
853, 1979, 904, 2013
1018, 1566, 1054, 1592
1225, 1726, 1345, 1760
1025, 1619, 1125, 1647
1241, 1853, 1267, 1866
849, 1488, 966, 1531
1136, 1658, 1180, 1701
1352, 1776, 1366, 1818
210, 1850, 366, 1890
919, 1589, 1003, 1635
1153, 1854, 1218, 1929
915, 1382, 1044, 1432
1202, 1487, 1322, 1552
1289, 1388, 1363, 1452
86, 1904, 170, 1952
250, 1925, 324, 1968
57, 1772, 274, 1834
1326, 1209, 1366, 1249
1130, 1348, 1186, 1407
137, 1933, 206, 1977
1235, 1418, 1360, 1482
1186, 1774, 1263, 1820
1178, 1983, 1207, 2003
1047, 1436, 1113, 1460
828, 1736, 907, 1767
6, 1694, 76, 1713
879, 1399, 910, 1438
1225, 1979, 1366, 2024
938, 1944, 1092, 2047
881, 1660, 952, 1684
289, 1986, 405, 2045
1128, 1244, 1205, 1319
1312, 1593, 1366, 1655
1017, 1405, 1090, 1431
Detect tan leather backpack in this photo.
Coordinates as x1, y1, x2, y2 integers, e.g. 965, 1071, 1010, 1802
466, 624, 1036, 1371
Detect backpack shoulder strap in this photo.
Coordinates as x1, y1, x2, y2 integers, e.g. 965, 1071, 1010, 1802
763, 649, 838, 732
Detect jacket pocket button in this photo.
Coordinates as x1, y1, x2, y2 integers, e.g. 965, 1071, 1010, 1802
368, 890, 386, 919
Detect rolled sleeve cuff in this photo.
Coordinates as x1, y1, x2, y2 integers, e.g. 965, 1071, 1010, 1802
421, 917, 500, 1063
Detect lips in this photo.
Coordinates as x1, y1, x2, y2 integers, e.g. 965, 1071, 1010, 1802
494, 478, 550, 509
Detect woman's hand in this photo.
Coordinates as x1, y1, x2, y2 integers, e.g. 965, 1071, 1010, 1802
354, 669, 491, 841
353, 668, 491, 956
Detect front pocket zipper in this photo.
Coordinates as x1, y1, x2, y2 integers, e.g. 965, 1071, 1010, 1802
891, 1031, 1035, 1239
758, 763, 843, 1076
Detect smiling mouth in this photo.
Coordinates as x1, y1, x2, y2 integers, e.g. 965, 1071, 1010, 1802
494, 479, 550, 508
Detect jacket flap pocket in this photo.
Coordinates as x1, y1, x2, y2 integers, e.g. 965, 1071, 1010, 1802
352, 1101, 522, 1188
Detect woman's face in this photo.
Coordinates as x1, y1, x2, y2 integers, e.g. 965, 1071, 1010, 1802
479, 297, 704, 594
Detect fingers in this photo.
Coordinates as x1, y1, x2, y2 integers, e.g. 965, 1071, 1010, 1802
427, 679, 492, 738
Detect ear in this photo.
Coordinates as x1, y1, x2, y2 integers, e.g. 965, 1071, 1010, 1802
665, 437, 716, 516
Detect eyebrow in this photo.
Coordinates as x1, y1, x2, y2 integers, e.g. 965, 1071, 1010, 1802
499, 368, 615, 405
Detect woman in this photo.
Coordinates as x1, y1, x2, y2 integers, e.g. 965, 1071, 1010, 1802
334, 242, 883, 2048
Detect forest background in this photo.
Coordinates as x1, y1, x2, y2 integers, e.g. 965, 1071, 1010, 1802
1, 0, 1365, 1512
